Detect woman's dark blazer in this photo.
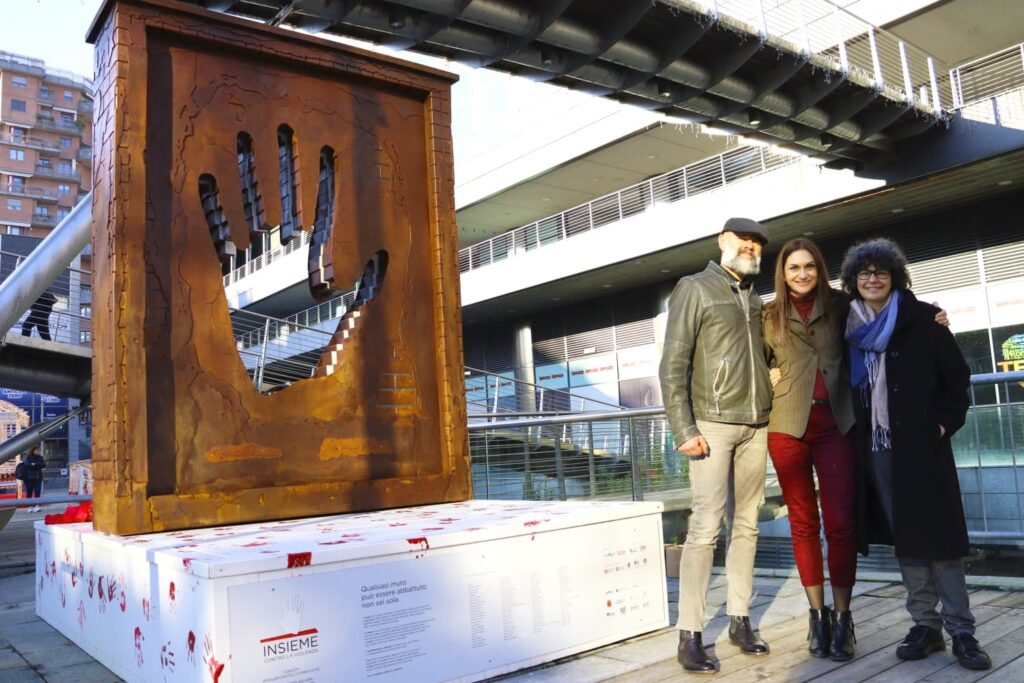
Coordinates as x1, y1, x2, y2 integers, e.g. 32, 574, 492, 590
851, 291, 971, 560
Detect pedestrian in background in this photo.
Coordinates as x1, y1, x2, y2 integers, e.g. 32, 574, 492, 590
21, 290, 57, 341
21, 446, 45, 513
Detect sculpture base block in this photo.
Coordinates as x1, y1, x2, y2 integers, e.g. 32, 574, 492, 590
35, 500, 667, 682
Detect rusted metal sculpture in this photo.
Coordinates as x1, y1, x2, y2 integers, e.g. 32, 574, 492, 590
87, 0, 469, 534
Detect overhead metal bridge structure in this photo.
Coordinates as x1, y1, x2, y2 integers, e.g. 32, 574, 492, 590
189, 0, 951, 167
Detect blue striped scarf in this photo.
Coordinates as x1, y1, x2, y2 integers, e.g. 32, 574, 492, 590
845, 291, 901, 451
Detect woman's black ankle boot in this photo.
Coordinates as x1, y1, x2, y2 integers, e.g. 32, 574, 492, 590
831, 610, 856, 661
808, 606, 832, 658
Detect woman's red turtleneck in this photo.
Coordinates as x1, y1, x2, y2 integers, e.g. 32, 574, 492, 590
789, 290, 830, 402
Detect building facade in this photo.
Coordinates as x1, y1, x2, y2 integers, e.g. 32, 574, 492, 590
0, 50, 92, 240
0, 51, 93, 470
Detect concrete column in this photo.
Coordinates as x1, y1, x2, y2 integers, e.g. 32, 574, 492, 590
513, 321, 535, 414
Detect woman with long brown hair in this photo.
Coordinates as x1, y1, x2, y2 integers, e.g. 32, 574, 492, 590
763, 238, 858, 661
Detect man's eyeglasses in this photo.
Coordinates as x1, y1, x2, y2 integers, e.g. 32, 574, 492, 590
856, 269, 891, 281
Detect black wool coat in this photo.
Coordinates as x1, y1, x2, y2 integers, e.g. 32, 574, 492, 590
850, 291, 971, 560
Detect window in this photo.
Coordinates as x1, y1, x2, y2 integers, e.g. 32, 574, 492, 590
10, 99, 27, 112
60, 112, 75, 124
58, 160, 73, 175
80, 305, 91, 318
8, 149, 24, 161
34, 206, 49, 217
80, 331, 92, 343
10, 127, 26, 142
57, 183, 70, 196
6, 199, 22, 211
39, 88, 52, 99
37, 157, 51, 169
9, 177, 25, 192
11, 76, 27, 88
6, 226, 22, 235
60, 136, 72, 149
57, 208, 69, 220
64, 90, 73, 102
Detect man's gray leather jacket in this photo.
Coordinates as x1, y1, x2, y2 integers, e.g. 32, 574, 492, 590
658, 261, 772, 444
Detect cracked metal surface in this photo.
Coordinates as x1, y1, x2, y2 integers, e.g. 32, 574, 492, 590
88, 0, 468, 534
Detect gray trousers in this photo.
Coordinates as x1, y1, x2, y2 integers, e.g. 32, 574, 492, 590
676, 420, 767, 631
869, 449, 975, 636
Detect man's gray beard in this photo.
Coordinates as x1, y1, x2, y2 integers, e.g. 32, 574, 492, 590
722, 245, 761, 276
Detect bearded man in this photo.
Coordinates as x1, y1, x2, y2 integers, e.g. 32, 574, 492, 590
659, 217, 774, 673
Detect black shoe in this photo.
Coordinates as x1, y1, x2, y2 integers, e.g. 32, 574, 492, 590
896, 625, 945, 660
830, 610, 856, 662
677, 630, 716, 673
952, 634, 992, 670
729, 616, 770, 655
807, 607, 831, 658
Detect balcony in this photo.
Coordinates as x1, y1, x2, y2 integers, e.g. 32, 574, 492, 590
37, 90, 55, 104
76, 147, 92, 162
31, 213, 56, 227
4, 135, 61, 153
0, 185, 57, 202
34, 164, 80, 181
77, 99, 94, 114
35, 115, 80, 134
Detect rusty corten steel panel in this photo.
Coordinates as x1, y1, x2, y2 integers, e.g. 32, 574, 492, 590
87, 0, 468, 534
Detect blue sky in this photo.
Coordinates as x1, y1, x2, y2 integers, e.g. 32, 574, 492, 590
0, 0, 101, 75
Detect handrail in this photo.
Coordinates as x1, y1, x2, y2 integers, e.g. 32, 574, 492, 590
0, 195, 92, 338
222, 228, 312, 287
469, 371, 1024, 431
466, 364, 627, 411
949, 42, 1024, 109
469, 406, 662, 431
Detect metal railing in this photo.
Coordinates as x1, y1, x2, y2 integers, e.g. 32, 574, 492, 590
228, 302, 622, 415
33, 165, 80, 181
0, 185, 58, 201
470, 371, 1024, 542
7, 134, 61, 152
34, 115, 81, 134
222, 228, 312, 287
950, 42, 1024, 109
465, 366, 626, 417
229, 307, 335, 390
1, 250, 92, 348
469, 407, 685, 505
712, 0, 950, 110
458, 145, 797, 273
955, 371, 1024, 540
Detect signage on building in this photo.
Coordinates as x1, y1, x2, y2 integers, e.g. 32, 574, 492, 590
987, 280, 1024, 329
616, 345, 658, 382
568, 354, 617, 387
534, 362, 569, 389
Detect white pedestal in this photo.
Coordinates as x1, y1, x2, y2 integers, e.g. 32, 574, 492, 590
36, 500, 667, 682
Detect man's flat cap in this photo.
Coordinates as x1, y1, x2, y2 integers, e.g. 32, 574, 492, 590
721, 217, 768, 245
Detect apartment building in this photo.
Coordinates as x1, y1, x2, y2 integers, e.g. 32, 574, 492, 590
0, 50, 93, 469
0, 50, 92, 240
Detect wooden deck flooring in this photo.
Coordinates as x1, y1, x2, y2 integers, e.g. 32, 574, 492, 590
500, 574, 1024, 682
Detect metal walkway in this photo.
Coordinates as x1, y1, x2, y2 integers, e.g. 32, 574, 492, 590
186, 0, 950, 166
